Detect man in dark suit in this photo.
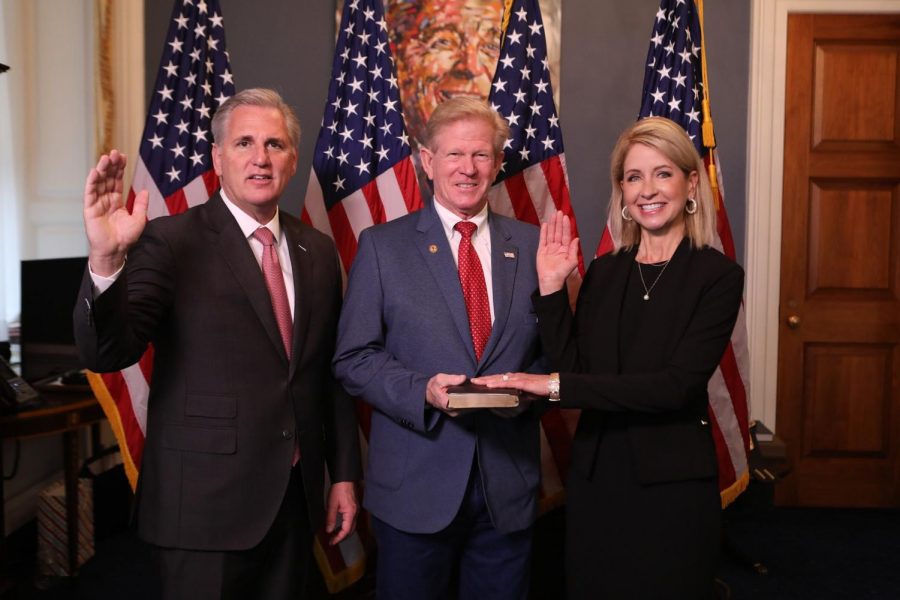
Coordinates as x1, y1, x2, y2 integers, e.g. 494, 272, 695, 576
74, 88, 361, 598
333, 97, 544, 599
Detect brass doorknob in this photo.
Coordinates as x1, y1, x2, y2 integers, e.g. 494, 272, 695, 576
787, 315, 801, 329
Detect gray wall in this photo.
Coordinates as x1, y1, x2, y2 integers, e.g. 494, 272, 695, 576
146, 0, 749, 265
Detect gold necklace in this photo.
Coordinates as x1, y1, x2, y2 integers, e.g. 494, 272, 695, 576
637, 259, 671, 301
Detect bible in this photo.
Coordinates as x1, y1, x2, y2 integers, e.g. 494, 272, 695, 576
446, 382, 520, 409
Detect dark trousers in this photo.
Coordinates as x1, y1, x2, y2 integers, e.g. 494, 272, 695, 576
372, 464, 533, 600
154, 465, 312, 600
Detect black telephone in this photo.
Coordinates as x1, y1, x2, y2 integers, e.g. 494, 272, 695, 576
1, 355, 40, 413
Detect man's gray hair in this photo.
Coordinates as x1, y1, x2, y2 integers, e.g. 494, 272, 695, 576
211, 88, 301, 150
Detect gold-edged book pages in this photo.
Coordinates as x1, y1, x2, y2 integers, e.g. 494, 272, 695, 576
446, 383, 520, 409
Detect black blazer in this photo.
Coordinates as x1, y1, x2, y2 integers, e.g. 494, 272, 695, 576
533, 240, 744, 485
74, 194, 361, 551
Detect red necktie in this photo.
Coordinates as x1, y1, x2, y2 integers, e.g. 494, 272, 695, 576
454, 221, 491, 361
253, 227, 293, 359
253, 227, 300, 466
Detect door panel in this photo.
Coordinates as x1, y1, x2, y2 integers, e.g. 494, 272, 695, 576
778, 14, 900, 507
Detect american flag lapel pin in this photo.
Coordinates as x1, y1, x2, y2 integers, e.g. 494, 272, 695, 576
504, 251, 516, 259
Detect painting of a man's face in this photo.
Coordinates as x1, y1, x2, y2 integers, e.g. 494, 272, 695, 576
389, 0, 503, 148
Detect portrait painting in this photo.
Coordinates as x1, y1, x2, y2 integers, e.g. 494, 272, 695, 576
336, 0, 562, 192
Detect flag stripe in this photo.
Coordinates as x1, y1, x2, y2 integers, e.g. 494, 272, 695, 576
130, 158, 166, 218
502, 173, 541, 224
487, 182, 517, 219
361, 180, 386, 226
301, 175, 335, 239
329, 199, 364, 274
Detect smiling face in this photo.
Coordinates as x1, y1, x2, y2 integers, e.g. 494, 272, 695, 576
420, 116, 502, 219
212, 105, 298, 223
620, 143, 698, 242
392, 0, 502, 146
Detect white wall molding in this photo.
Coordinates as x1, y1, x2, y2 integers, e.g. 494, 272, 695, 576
746, 0, 900, 429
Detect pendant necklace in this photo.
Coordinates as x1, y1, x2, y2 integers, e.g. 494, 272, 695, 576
637, 259, 671, 301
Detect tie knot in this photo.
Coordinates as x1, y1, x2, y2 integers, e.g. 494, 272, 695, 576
253, 227, 276, 247
454, 221, 477, 240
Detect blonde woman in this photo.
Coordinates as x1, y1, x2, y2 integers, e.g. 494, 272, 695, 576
475, 117, 743, 599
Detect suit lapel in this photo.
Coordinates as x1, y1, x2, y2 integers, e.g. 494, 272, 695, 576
415, 204, 477, 365
283, 219, 312, 374
203, 195, 289, 364
479, 213, 516, 368
598, 248, 637, 374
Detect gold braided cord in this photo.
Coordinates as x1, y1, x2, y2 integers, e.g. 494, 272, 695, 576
500, 0, 513, 47
96, 0, 115, 158
696, 0, 721, 209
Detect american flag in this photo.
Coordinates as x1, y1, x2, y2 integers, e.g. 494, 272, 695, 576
596, 0, 752, 507
301, 0, 422, 274
486, 0, 582, 511
86, 0, 234, 491
301, 0, 421, 591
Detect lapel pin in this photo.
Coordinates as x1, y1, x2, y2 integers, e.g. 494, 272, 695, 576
297, 243, 307, 252
504, 251, 516, 259
429, 244, 439, 254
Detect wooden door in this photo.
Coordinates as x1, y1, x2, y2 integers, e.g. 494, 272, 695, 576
777, 14, 900, 507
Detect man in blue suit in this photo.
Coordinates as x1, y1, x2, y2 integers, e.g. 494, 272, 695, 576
333, 97, 544, 599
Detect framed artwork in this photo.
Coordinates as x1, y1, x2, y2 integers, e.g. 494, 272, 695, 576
336, 0, 561, 157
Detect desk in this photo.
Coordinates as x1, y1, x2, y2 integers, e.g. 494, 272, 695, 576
0, 391, 105, 576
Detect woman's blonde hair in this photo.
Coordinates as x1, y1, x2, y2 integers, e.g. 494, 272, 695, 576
607, 116, 716, 251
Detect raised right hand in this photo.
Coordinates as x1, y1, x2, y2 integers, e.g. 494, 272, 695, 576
537, 210, 579, 295
83, 150, 149, 276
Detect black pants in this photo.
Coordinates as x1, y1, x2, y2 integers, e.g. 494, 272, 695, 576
154, 465, 312, 600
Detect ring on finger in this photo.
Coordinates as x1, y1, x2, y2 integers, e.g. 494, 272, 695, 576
502, 373, 510, 382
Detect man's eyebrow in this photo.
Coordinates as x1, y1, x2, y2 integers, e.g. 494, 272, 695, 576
421, 24, 463, 41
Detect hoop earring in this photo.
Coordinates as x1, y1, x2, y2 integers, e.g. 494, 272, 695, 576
685, 198, 698, 215
621, 205, 633, 221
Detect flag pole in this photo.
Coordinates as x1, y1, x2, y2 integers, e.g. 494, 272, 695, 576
696, 0, 721, 210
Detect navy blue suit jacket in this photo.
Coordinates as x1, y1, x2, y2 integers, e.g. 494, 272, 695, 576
333, 203, 544, 534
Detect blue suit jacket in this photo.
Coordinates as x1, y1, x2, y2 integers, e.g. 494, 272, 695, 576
333, 203, 544, 534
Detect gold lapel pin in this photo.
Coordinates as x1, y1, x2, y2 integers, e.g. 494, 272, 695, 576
429, 244, 439, 254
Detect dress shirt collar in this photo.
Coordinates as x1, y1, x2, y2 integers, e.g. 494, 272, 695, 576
220, 190, 282, 242
432, 198, 489, 242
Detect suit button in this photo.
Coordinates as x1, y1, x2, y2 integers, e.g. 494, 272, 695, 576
281, 430, 294, 440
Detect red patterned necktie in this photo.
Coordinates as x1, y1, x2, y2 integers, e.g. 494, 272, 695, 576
252, 227, 293, 359
252, 226, 300, 466
454, 221, 491, 361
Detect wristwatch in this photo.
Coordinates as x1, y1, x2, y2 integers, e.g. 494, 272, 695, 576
547, 372, 560, 401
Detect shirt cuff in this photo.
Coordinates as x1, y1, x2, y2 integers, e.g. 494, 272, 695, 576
89, 259, 125, 294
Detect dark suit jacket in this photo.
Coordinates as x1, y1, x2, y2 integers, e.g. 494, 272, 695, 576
333, 203, 544, 534
533, 239, 744, 485
73, 194, 361, 551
